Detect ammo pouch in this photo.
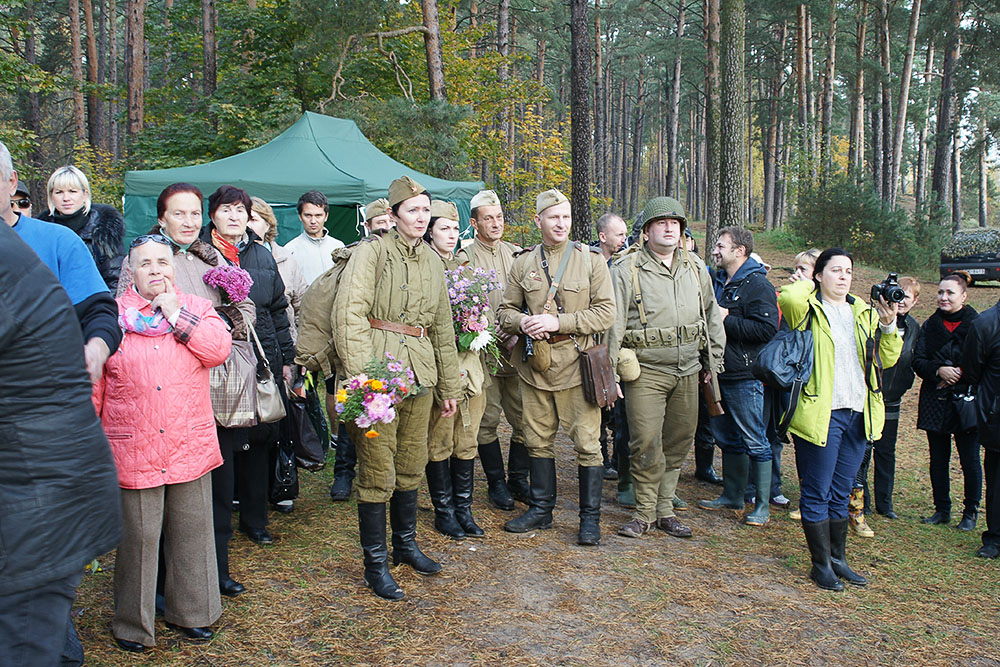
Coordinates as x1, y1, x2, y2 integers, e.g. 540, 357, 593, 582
579, 343, 617, 408
621, 323, 704, 349
529, 339, 551, 372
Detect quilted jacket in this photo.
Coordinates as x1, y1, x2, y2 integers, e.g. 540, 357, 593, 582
93, 288, 231, 489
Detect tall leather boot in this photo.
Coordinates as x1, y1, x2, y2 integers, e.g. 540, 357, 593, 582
389, 489, 442, 575
478, 439, 514, 510
578, 465, 603, 546
801, 519, 844, 591
507, 439, 531, 504
451, 457, 484, 538
698, 452, 749, 510
504, 457, 557, 532
694, 443, 723, 485
848, 486, 874, 537
358, 502, 404, 600
744, 459, 772, 526
829, 517, 868, 586
425, 459, 465, 540
329, 424, 356, 501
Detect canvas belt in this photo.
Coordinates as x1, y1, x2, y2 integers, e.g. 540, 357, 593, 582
622, 323, 703, 349
549, 334, 573, 344
368, 317, 426, 338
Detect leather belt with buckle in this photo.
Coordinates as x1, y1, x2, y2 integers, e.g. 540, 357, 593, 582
368, 317, 425, 338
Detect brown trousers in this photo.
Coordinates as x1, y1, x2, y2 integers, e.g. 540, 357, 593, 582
477, 372, 525, 445
520, 383, 603, 466
428, 392, 487, 462
113, 474, 221, 647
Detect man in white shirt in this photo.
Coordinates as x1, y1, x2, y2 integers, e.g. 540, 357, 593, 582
283, 190, 344, 284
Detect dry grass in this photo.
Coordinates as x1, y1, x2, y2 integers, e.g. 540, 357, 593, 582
73, 226, 1000, 666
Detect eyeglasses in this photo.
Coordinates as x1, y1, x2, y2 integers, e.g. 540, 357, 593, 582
11, 198, 30, 209
129, 234, 172, 250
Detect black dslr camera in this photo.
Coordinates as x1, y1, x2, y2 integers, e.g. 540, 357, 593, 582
871, 272, 906, 304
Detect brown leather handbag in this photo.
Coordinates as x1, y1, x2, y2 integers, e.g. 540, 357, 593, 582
579, 343, 617, 408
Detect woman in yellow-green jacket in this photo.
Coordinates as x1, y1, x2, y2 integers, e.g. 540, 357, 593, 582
778, 248, 901, 591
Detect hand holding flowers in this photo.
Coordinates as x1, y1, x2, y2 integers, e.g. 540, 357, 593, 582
335, 353, 420, 438
446, 267, 502, 370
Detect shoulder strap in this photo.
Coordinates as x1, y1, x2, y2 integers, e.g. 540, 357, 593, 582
539, 243, 575, 315
630, 252, 648, 326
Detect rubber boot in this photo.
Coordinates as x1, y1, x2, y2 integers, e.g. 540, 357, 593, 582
801, 519, 844, 591
358, 502, 404, 600
829, 517, 868, 586
616, 444, 637, 508
848, 486, 874, 538
694, 443, 723, 485
578, 465, 603, 546
507, 440, 531, 505
504, 458, 556, 533
425, 459, 465, 540
451, 457, 484, 538
389, 489, 442, 575
698, 452, 749, 510
478, 439, 514, 510
744, 459, 772, 526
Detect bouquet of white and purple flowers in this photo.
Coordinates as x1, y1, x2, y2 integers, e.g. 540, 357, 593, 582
446, 266, 502, 370
203, 265, 253, 304
334, 353, 420, 438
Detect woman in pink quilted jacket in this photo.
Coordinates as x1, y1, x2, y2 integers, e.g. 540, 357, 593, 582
93, 235, 232, 653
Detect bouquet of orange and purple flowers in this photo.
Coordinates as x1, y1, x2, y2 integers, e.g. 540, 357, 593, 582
334, 353, 420, 438
446, 266, 502, 370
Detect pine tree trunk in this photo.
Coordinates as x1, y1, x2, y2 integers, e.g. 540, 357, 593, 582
23, 1, 44, 201
705, 0, 721, 249
82, 0, 104, 149
979, 118, 988, 227
820, 0, 837, 180
570, 0, 592, 240
805, 9, 817, 181
125, 0, 145, 138
871, 100, 882, 198
718, 0, 745, 229
915, 42, 935, 210
952, 139, 962, 231
848, 0, 867, 178
69, 0, 87, 142
888, 0, 921, 208
421, 0, 447, 101
764, 22, 787, 230
109, 0, 119, 157
878, 0, 892, 200
932, 0, 962, 212
201, 0, 216, 95
796, 4, 809, 180
594, 0, 605, 197
665, 1, 686, 198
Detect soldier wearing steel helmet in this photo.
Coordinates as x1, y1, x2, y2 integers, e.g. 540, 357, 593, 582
607, 196, 726, 540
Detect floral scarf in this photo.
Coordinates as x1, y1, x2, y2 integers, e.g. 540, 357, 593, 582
211, 228, 241, 266
119, 305, 173, 337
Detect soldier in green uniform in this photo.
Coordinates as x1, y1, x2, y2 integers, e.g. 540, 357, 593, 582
607, 197, 726, 539
423, 200, 488, 539
333, 176, 463, 600
497, 189, 616, 545
455, 190, 530, 510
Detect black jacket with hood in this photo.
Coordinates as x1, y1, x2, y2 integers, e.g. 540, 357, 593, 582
711, 256, 779, 381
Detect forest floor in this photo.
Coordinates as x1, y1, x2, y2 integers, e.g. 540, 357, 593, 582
74, 226, 1000, 666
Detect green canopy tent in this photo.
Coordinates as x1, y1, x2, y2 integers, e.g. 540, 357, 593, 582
124, 112, 484, 245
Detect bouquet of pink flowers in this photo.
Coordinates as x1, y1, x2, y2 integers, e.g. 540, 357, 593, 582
446, 266, 502, 369
203, 265, 253, 304
334, 353, 420, 438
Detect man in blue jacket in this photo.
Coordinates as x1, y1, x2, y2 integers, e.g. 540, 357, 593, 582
699, 226, 779, 526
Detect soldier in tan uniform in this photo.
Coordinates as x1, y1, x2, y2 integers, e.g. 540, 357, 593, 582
497, 189, 616, 545
423, 200, 487, 539
608, 197, 726, 539
333, 176, 463, 600
455, 190, 530, 510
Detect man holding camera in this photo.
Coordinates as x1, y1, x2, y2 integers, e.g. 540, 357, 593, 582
699, 227, 779, 526
497, 189, 615, 545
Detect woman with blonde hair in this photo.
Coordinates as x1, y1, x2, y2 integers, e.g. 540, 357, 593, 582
37, 165, 126, 290
248, 197, 307, 343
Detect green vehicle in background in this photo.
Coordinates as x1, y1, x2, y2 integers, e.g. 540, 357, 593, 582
940, 228, 1000, 285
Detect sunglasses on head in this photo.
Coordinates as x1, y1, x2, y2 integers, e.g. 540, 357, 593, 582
11, 198, 30, 209
129, 234, 172, 250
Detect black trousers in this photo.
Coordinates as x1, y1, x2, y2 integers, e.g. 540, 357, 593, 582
0, 571, 84, 666
612, 399, 631, 473
983, 448, 1000, 548
927, 429, 983, 515
212, 426, 249, 581
333, 423, 357, 481
860, 415, 899, 514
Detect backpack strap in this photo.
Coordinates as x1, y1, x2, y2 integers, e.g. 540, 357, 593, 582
629, 253, 648, 327
777, 309, 814, 439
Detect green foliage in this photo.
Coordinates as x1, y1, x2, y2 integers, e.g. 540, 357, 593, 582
789, 177, 949, 273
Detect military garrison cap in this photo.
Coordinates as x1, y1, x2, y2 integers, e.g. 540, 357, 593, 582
470, 189, 501, 209
640, 196, 687, 231
430, 200, 459, 221
536, 188, 569, 214
388, 175, 428, 207
365, 198, 389, 219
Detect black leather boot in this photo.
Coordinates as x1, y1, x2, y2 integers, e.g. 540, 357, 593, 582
578, 465, 603, 546
478, 439, 514, 510
451, 457, 484, 538
829, 517, 868, 586
957, 509, 978, 531
389, 489, 442, 575
694, 443, 723, 485
504, 457, 557, 533
425, 459, 465, 539
358, 502, 404, 600
507, 439, 531, 504
801, 519, 844, 591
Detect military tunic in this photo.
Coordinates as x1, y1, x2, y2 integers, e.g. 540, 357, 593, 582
456, 238, 526, 447
497, 240, 616, 464
607, 243, 726, 523
334, 230, 463, 503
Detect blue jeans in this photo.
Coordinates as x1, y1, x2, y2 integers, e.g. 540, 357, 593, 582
794, 409, 867, 523
712, 379, 772, 463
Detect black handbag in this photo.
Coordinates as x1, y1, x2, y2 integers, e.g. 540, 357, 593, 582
269, 438, 299, 504
289, 395, 326, 471
954, 389, 978, 432
751, 310, 814, 438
